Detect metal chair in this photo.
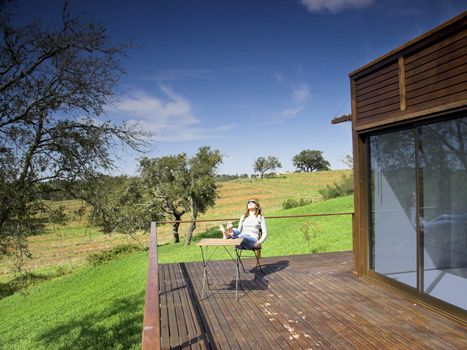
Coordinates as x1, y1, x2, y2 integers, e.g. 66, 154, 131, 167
236, 229, 264, 273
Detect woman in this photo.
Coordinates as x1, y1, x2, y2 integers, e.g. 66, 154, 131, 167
220, 198, 268, 249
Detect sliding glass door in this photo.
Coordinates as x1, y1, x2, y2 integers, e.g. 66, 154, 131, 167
419, 118, 467, 310
368, 114, 467, 310
369, 129, 417, 287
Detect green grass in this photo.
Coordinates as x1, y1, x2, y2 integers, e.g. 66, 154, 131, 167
158, 195, 354, 263
0, 194, 353, 349
0, 252, 148, 350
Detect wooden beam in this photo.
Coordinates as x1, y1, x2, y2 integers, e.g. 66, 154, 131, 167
331, 113, 352, 124
142, 222, 161, 350
154, 212, 354, 225
399, 56, 407, 111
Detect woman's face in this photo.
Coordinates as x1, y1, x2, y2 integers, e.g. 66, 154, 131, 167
247, 200, 257, 210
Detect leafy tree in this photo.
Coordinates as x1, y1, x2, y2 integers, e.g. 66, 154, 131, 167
140, 155, 190, 243
77, 175, 158, 237
342, 154, 353, 169
253, 156, 282, 178
185, 146, 222, 245
140, 146, 222, 245
292, 150, 330, 172
0, 4, 145, 256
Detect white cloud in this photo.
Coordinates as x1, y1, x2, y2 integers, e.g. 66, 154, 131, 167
281, 107, 304, 117
291, 83, 311, 103
300, 0, 374, 13
111, 85, 234, 142
263, 76, 311, 124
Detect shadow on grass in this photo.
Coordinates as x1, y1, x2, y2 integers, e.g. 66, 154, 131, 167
37, 291, 145, 350
0, 271, 68, 300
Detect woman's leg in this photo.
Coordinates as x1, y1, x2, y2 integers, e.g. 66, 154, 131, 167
231, 229, 241, 238
239, 235, 257, 249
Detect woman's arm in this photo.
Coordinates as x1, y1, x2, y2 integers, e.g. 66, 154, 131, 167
237, 215, 245, 232
257, 217, 267, 245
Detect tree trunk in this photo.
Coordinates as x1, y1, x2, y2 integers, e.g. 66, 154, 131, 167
185, 214, 196, 246
185, 199, 197, 245
171, 209, 185, 243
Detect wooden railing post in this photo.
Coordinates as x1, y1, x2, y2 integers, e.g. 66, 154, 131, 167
142, 222, 161, 350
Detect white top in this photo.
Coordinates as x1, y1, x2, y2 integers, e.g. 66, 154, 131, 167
237, 214, 268, 244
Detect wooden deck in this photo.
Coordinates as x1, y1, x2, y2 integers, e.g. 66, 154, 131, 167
158, 251, 467, 349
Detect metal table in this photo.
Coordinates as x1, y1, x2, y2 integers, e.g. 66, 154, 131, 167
197, 238, 244, 300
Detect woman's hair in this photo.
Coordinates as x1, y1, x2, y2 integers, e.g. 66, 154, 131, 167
244, 198, 262, 218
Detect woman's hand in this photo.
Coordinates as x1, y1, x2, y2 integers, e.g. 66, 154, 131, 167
254, 242, 262, 248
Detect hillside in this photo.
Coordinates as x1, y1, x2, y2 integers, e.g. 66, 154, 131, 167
0, 194, 353, 350
0, 170, 352, 281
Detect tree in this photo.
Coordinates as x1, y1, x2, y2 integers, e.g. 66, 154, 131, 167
76, 175, 160, 238
253, 156, 282, 178
185, 146, 222, 245
292, 150, 330, 172
0, 4, 145, 256
140, 155, 190, 243
139, 146, 222, 245
341, 154, 353, 169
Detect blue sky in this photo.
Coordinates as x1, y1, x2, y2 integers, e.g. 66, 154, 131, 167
17, 0, 467, 174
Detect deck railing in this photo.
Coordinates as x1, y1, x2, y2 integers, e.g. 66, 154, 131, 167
141, 211, 354, 350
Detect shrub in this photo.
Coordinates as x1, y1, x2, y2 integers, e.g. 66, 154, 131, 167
87, 244, 147, 266
319, 174, 354, 200
282, 197, 313, 210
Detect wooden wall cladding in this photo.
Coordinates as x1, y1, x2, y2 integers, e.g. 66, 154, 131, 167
352, 18, 467, 131
405, 29, 467, 111
354, 61, 400, 124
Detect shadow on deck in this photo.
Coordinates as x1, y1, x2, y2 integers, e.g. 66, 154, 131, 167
159, 251, 467, 349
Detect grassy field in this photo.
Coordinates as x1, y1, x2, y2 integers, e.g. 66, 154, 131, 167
0, 194, 353, 350
157, 195, 353, 264
0, 252, 148, 350
0, 170, 351, 281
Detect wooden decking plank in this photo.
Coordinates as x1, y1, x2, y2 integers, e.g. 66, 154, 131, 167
243, 260, 340, 349
160, 265, 171, 349
200, 261, 253, 350
330, 274, 462, 349
305, 272, 404, 349
301, 269, 411, 349
208, 260, 283, 350
301, 272, 395, 348
239, 262, 320, 348
166, 263, 186, 348
258, 261, 358, 349
172, 263, 194, 349
158, 252, 467, 349
236, 258, 306, 349
266, 258, 404, 349
260, 265, 357, 349
188, 261, 238, 350
164, 263, 180, 348
175, 263, 209, 350
179, 262, 213, 350
324, 272, 443, 349
327, 275, 437, 349
228, 259, 296, 350
209, 262, 256, 349
172, 263, 202, 350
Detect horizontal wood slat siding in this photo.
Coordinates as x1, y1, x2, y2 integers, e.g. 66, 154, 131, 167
355, 61, 399, 124
405, 30, 467, 110
352, 17, 467, 131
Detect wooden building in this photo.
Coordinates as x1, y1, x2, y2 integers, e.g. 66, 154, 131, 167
342, 11, 467, 322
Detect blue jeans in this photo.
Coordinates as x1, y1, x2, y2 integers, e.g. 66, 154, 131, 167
230, 229, 257, 249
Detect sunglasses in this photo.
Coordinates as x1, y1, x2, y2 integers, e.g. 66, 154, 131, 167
247, 200, 256, 204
